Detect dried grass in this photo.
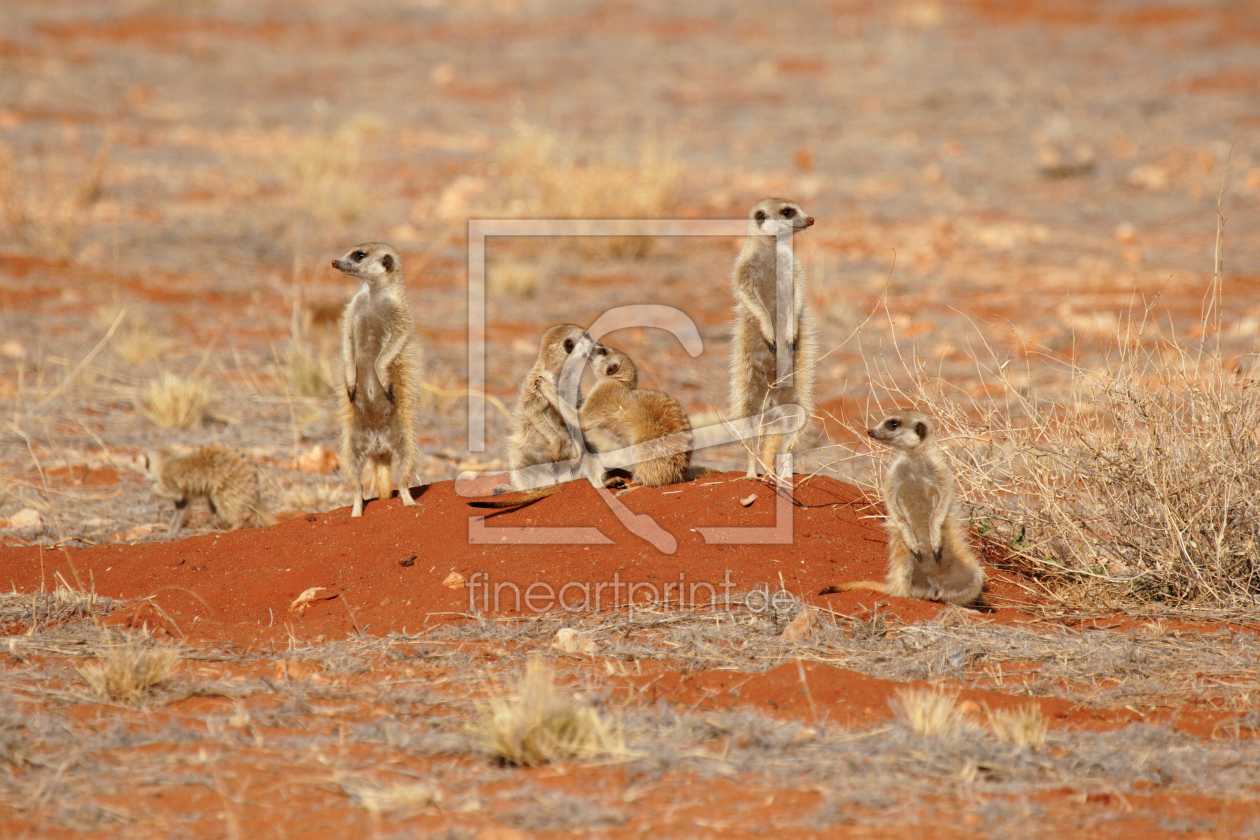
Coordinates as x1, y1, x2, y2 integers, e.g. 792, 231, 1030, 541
139, 372, 213, 428
282, 482, 349, 512
110, 316, 170, 366
283, 343, 336, 398
77, 640, 179, 704
892, 686, 968, 738
342, 780, 443, 816
0, 137, 110, 257
283, 124, 368, 230
987, 703, 1048, 751
495, 120, 680, 259
470, 658, 627, 766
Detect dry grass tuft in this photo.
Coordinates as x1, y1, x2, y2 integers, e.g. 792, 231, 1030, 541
109, 314, 170, 366
470, 658, 627, 766
987, 703, 1048, 751
139, 372, 213, 428
283, 482, 349, 512
284, 124, 367, 229
77, 640, 178, 703
0, 581, 110, 628
893, 686, 967, 738
486, 259, 541, 297
0, 137, 110, 257
283, 343, 336, 398
342, 780, 443, 816
496, 120, 680, 259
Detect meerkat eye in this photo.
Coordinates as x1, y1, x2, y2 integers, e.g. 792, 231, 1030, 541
352, 250, 367, 261
781, 207, 795, 218
563, 338, 575, 353
886, 420, 900, 430
755, 210, 766, 222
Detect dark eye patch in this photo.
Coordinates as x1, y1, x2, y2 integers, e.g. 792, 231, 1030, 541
352, 250, 367, 261
887, 420, 900, 430
781, 207, 795, 217
563, 338, 575, 353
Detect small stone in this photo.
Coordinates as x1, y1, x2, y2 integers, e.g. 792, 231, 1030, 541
296, 443, 339, 474
552, 627, 597, 655
124, 524, 153, 542
7, 508, 42, 533
400, 556, 416, 567
740, 494, 758, 507
442, 571, 466, 589
780, 607, 819, 643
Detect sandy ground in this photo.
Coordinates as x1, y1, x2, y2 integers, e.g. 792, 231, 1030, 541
1, 0, 1260, 837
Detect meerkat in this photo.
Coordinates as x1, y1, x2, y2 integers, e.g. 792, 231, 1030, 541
144, 444, 275, 532
823, 411, 984, 605
505, 324, 590, 490
729, 197, 818, 481
332, 243, 420, 517
575, 346, 692, 487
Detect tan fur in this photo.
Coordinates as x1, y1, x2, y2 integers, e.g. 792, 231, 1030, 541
506, 324, 588, 490
332, 243, 419, 517
144, 444, 274, 532
728, 198, 818, 480
831, 411, 984, 605
577, 346, 692, 487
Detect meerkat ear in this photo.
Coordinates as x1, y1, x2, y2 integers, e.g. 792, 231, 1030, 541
915, 421, 927, 439
381, 253, 394, 272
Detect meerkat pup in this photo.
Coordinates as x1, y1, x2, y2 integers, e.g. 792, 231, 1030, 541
575, 345, 692, 487
826, 411, 984, 605
506, 324, 590, 490
144, 444, 275, 532
729, 197, 818, 481
332, 243, 420, 517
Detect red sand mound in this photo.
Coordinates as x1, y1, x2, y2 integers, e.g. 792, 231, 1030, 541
0, 473, 1031, 646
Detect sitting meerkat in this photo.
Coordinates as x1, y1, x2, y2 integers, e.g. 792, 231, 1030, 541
823, 410, 984, 605
144, 444, 275, 532
332, 243, 420, 517
729, 197, 818, 481
575, 345, 692, 487
505, 324, 589, 490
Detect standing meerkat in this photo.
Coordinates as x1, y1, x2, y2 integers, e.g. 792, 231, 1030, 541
729, 197, 817, 480
506, 324, 589, 490
575, 346, 692, 487
144, 444, 275, 532
332, 243, 419, 517
823, 411, 984, 605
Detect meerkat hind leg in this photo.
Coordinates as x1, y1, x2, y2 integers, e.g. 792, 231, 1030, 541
168, 501, 189, 533
396, 459, 416, 506
347, 450, 366, 517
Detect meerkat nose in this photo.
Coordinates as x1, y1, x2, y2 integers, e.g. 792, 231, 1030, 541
331, 259, 338, 268
866, 428, 877, 438
804, 216, 815, 226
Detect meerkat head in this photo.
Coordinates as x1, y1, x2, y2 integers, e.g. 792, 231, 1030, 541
867, 410, 934, 451
538, 324, 592, 375
331, 243, 402, 284
142, 449, 168, 479
749, 198, 814, 237
590, 345, 638, 387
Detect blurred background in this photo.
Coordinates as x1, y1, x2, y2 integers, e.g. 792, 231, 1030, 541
1, 0, 1258, 543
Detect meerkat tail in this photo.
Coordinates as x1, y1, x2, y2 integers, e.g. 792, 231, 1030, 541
818, 582, 891, 596
467, 485, 564, 508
